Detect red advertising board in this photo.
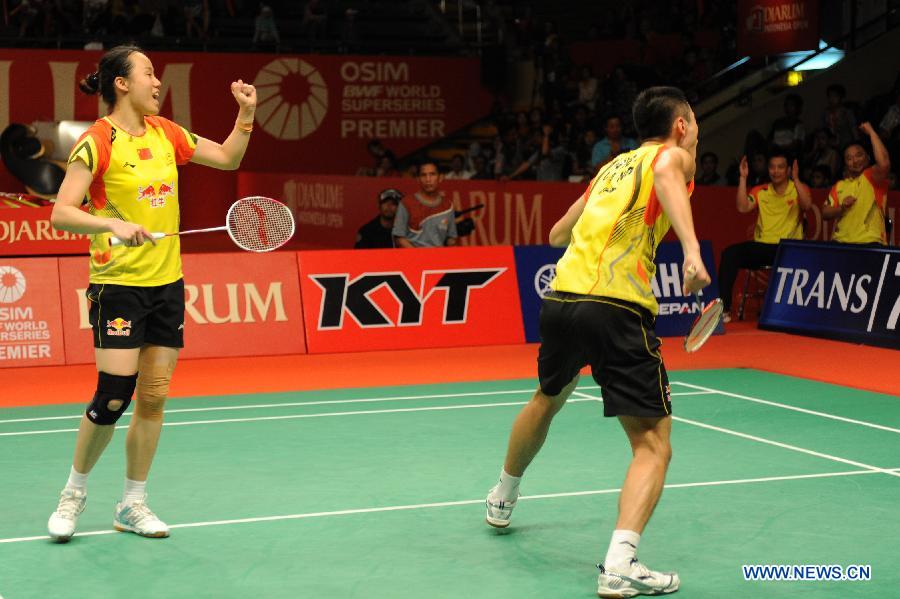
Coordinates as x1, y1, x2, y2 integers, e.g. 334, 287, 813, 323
737, 0, 820, 56
0, 50, 491, 175
297, 246, 524, 354
0, 258, 65, 367
0, 206, 89, 256
58, 252, 306, 364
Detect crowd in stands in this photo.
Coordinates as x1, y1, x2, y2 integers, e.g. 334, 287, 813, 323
3, 1, 358, 50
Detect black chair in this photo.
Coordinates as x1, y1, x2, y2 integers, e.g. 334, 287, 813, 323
737, 266, 772, 321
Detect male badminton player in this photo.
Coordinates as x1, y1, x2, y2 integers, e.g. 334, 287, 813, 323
47, 45, 256, 541
485, 87, 711, 597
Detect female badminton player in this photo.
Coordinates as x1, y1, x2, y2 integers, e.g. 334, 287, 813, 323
47, 45, 256, 541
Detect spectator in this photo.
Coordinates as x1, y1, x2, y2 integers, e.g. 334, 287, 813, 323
810, 165, 833, 189
696, 151, 724, 185
888, 171, 899, 191
571, 129, 597, 181
356, 138, 395, 176
10, 0, 41, 37
183, 0, 209, 40
355, 189, 402, 249
506, 124, 568, 181
718, 152, 812, 321
393, 161, 458, 248
302, 0, 328, 42
822, 123, 891, 246
82, 0, 109, 34
822, 84, 858, 148
770, 94, 806, 155
339, 8, 360, 53
576, 66, 600, 110
444, 154, 475, 180
608, 66, 638, 131
253, 4, 280, 47
492, 128, 525, 179
465, 141, 483, 172
878, 86, 900, 139
803, 128, 840, 185
374, 154, 399, 177
591, 115, 637, 170
746, 151, 769, 187
470, 155, 493, 180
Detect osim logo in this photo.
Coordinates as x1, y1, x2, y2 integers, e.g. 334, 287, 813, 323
252, 58, 329, 140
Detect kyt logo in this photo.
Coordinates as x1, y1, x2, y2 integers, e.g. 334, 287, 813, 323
311, 269, 505, 329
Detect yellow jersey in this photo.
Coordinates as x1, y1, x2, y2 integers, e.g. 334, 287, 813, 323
68, 116, 197, 286
826, 167, 887, 244
552, 143, 694, 314
747, 181, 803, 243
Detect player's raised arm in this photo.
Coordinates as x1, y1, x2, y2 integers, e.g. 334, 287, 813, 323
653, 146, 710, 294
735, 156, 755, 213
860, 121, 891, 183
191, 79, 257, 170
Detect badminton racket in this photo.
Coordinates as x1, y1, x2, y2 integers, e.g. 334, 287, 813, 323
683, 264, 723, 353
110, 196, 295, 252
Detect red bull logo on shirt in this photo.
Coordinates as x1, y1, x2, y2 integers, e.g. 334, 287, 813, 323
136, 182, 176, 208
106, 317, 132, 337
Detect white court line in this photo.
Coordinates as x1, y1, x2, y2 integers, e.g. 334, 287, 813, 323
671, 381, 900, 435
0, 391, 716, 436
0, 468, 886, 545
0, 386, 610, 425
0, 398, 585, 437
572, 391, 900, 479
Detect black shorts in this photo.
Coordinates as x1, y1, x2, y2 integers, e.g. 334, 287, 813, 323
537, 291, 671, 418
86, 279, 185, 349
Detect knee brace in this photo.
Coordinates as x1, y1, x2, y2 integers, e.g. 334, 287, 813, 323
134, 350, 177, 421
86, 372, 138, 425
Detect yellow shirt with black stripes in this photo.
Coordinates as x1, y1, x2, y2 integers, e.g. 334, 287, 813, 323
551, 143, 694, 315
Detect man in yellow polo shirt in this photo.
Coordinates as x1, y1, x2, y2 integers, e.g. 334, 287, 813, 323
718, 150, 813, 321
822, 122, 891, 245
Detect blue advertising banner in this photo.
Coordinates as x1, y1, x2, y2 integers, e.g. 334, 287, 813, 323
514, 241, 724, 342
760, 241, 900, 349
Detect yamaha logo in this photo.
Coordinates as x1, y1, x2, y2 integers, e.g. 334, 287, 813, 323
534, 264, 556, 297
253, 58, 329, 140
0, 265, 26, 303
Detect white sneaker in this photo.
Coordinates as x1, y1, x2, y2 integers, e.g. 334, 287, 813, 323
48, 488, 87, 543
113, 496, 170, 538
485, 484, 517, 528
597, 560, 680, 598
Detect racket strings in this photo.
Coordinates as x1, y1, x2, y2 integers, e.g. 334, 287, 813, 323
227, 197, 294, 252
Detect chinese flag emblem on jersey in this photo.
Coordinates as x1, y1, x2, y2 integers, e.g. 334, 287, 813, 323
138, 148, 153, 160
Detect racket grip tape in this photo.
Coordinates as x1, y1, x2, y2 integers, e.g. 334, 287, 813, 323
109, 232, 166, 247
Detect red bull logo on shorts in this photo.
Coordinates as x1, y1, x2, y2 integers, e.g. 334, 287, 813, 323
106, 317, 132, 337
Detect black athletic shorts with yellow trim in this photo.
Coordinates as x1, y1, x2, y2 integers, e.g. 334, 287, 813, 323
86, 279, 185, 349
537, 290, 671, 418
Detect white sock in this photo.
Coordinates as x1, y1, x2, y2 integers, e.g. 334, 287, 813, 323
604, 529, 641, 571
494, 468, 521, 501
65, 466, 88, 492
123, 478, 147, 504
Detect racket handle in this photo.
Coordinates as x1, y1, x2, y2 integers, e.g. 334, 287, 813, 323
109, 232, 166, 247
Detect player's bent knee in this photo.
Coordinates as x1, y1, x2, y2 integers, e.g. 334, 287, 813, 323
86, 372, 138, 425
134, 364, 173, 421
